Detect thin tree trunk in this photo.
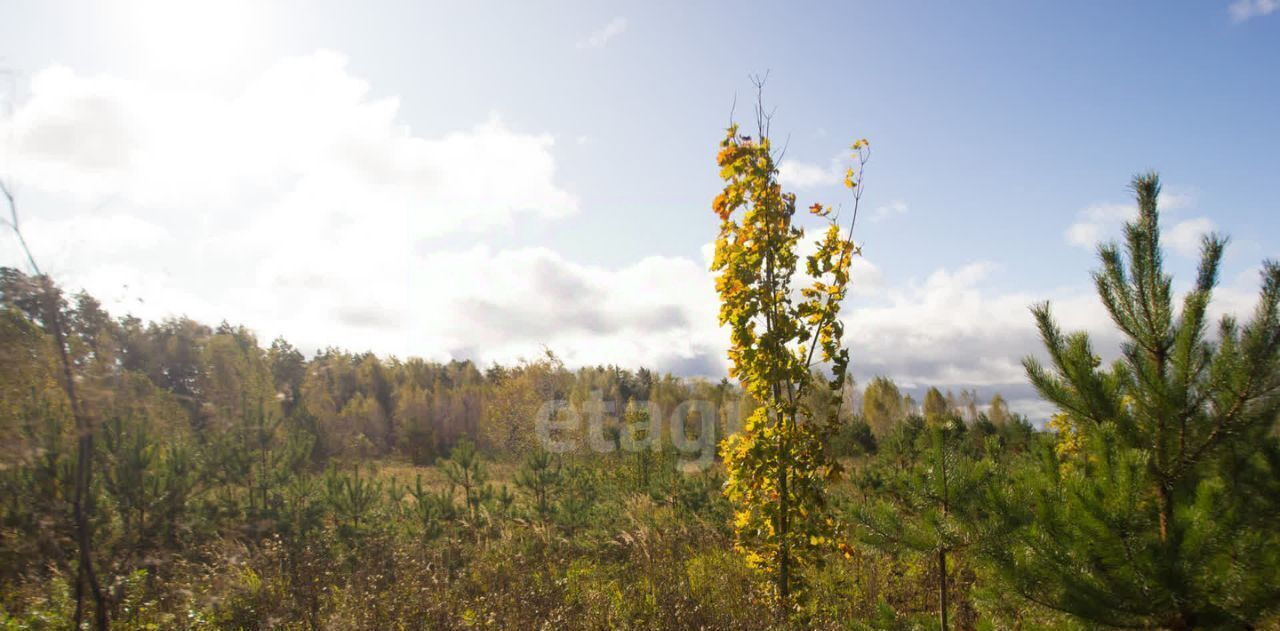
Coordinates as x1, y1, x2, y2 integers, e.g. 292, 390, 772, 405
938, 548, 948, 631
6, 184, 108, 629
778, 429, 789, 605
49, 289, 108, 630
769, 380, 789, 609
938, 433, 950, 631
1157, 482, 1172, 542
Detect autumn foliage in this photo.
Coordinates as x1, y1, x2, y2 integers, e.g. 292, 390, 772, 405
712, 116, 870, 604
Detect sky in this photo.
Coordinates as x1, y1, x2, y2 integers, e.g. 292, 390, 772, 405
1, 0, 1277, 418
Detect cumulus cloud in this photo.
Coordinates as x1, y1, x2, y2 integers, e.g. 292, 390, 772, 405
1165, 217, 1217, 258
1065, 202, 1133, 248
1, 52, 578, 230
424, 247, 724, 373
0, 48, 722, 372
871, 200, 908, 222
12, 215, 729, 378
1230, 0, 1278, 21
1063, 190, 1200, 254
777, 145, 873, 193
1064, 221, 1103, 248
0, 54, 712, 372
843, 262, 1116, 388
788, 234, 884, 298
778, 159, 841, 189
578, 17, 627, 49
839, 253, 1275, 420
0, 52, 643, 363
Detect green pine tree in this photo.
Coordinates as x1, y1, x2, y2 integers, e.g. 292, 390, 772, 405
514, 449, 562, 519
986, 173, 1280, 629
443, 438, 487, 522
849, 417, 992, 630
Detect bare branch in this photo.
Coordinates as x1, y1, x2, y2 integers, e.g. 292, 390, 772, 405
0, 177, 108, 628
1, 179, 43, 275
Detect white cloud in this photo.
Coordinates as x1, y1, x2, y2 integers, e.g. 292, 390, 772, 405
1159, 191, 1195, 211
1070, 200, 1141, 247
849, 258, 885, 296
1064, 221, 1103, 248
1, 52, 578, 236
838, 254, 1274, 419
0, 51, 730, 377
24, 213, 168, 258
578, 17, 627, 49
871, 200, 908, 222
843, 262, 1114, 388
418, 247, 726, 374
789, 234, 884, 298
1166, 217, 1216, 258
1063, 191, 1200, 254
0, 52, 609, 358
13, 213, 730, 377
1064, 201, 1137, 248
1230, 0, 1279, 21
778, 159, 840, 189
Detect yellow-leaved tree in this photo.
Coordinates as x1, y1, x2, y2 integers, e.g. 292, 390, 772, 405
714, 88, 870, 608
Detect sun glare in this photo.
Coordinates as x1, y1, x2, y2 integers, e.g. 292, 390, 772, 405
121, 0, 265, 78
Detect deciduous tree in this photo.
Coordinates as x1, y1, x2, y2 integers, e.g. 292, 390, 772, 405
713, 86, 870, 606
862, 376, 904, 437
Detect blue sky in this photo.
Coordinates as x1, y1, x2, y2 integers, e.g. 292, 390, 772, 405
1, 1, 1277, 416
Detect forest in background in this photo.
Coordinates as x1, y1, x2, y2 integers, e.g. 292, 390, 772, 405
0, 263, 1043, 628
